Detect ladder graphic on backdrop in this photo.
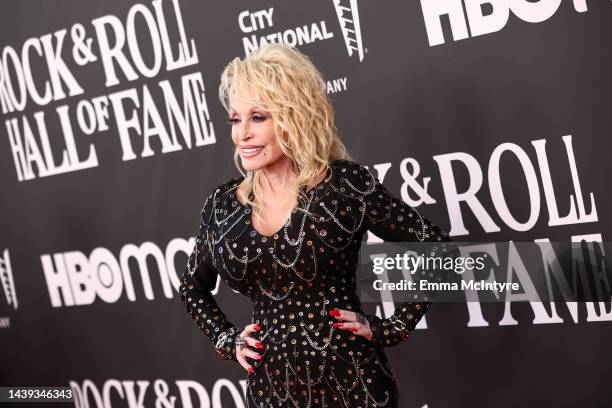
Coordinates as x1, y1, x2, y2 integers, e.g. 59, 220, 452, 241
1, 249, 18, 309
332, 0, 365, 62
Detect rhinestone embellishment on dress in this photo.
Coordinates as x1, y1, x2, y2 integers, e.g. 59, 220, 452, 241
178, 159, 454, 407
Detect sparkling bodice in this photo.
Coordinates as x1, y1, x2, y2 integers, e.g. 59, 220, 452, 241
207, 160, 368, 302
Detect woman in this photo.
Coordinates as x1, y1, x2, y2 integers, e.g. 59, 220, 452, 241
178, 43, 453, 407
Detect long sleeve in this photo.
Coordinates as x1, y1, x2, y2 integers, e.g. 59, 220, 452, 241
178, 193, 240, 361
358, 165, 456, 347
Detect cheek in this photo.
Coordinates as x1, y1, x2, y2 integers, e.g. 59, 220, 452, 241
263, 124, 279, 148
265, 136, 282, 155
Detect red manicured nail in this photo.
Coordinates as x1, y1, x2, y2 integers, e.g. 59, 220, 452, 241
253, 324, 261, 331
247, 367, 254, 373
329, 309, 340, 316
333, 322, 343, 328
256, 341, 264, 349
254, 353, 262, 360
350, 328, 357, 333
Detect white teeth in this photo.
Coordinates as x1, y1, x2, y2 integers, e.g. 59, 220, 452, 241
242, 147, 263, 153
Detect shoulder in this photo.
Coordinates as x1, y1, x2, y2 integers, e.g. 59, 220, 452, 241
200, 175, 245, 225
329, 159, 378, 197
331, 159, 373, 177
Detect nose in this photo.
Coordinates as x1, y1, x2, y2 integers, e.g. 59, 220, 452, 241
236, 120, 253, 142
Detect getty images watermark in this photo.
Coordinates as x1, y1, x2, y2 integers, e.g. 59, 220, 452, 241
358, 241, 611, 303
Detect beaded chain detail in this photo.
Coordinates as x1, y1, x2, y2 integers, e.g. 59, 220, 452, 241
178, 159, 455, 407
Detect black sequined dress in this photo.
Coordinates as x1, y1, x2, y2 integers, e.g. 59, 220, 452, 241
178, 159, 453, 407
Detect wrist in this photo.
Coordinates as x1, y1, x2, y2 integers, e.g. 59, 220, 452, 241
387, 315, 411, 342
214, 327, 240, 361
365, 314, 409, 347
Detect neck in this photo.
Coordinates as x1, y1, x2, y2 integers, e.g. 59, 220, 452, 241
257, 156, 298, 197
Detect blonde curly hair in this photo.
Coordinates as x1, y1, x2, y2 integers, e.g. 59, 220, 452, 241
218, 43, 350, 224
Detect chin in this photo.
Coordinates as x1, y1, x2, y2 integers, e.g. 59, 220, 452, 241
240, 157, 267, 172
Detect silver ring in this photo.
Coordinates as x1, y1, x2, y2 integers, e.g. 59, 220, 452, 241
356, 313, 366, 325
235, 335, 246, 350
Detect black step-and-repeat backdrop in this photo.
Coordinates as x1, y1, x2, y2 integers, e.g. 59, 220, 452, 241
1, 0, 611, 407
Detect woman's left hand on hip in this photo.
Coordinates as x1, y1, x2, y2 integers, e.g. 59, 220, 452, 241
329, 308, 373, 341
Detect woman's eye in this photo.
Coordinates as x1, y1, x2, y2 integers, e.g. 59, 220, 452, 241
227, 115, 266, 126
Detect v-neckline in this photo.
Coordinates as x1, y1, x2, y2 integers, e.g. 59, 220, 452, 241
235, 164, 334, 239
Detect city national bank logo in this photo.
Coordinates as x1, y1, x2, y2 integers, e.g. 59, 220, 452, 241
333, 0, 364, 62
238, 0, 365, 62
0, 249, 18, 310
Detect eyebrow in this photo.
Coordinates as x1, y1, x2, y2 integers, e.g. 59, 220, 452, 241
229, 108, 263, 116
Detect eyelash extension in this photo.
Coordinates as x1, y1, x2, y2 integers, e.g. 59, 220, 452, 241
227, 116, 267, 125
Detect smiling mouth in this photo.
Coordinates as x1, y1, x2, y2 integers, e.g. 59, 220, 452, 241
240, 146, 264, 158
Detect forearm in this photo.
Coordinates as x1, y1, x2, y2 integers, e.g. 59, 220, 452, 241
178, 194, 240, 361
366, 302, 432, 347
179, 269, 240, 361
